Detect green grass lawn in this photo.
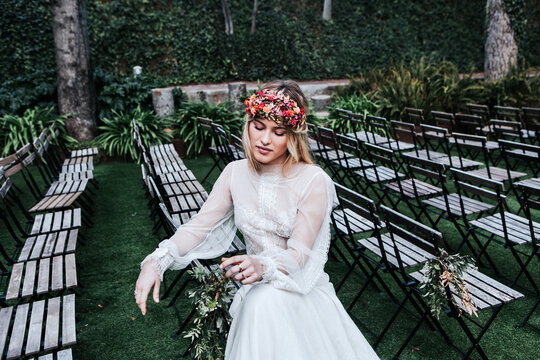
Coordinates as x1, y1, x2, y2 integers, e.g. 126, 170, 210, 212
2, 156, 538, 359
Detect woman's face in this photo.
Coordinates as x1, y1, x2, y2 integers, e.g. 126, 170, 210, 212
248, 117, 288, 165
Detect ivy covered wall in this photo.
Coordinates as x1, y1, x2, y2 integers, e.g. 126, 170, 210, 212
1, 0, 538, 84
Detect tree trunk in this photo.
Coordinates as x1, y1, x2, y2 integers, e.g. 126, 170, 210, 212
52, 0, 96, 141
251, 0, 259, 35
484, 0, 518, 81
221, 0, 234, 35
323, 0, 332, 21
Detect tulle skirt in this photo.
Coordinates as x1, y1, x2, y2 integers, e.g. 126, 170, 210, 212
225, 274, 379, 360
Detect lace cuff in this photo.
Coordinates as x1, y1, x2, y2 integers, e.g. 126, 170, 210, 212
251, 255, 278, 283
141, 244, 175, 281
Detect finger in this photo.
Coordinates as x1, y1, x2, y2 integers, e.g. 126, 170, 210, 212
225, 264, 243, 278
241, 273, 259, 285
152, 279, 160, 303
136, 286, 150, 315
220, 255, 244, 269
233, 267, 253, 281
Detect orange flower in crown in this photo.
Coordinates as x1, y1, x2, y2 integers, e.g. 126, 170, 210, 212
244, 89, 306, 130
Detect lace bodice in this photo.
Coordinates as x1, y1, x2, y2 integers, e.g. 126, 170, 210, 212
142, 159, 338, 294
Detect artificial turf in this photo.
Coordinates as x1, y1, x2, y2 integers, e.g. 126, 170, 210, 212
2, 156, 538, 359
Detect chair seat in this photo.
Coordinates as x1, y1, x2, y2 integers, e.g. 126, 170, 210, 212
379, 140, 415, 151
332, 208, 378, 235
0, 295, 76, 358
331, 157, 373, 170
70, 147, 98, 157
169, 193, 207, 213
347, 131, 389, 145
163, 180, 208, 198
471, 212, 540, 245
158, 170, 197, 185
404, 149, 447, 160
354, 166, 404, 183
410, 268, 524, 311
359, 233, 436, 268
31, 208, 82, 235
507, 149, 539, 159
423, 193, 495, 217
434, 156, 483, 169
385, 179, 442, 198
466, 167, 527, 182
515, 177, 540, 188
6, 255, 77, 300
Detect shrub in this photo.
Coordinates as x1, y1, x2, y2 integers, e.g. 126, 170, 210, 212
0, 106, 70, 156
170, 101, 243, 157
95, 106, 172, 160
326, 93, 379, 134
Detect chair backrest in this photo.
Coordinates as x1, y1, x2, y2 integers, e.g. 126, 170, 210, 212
401, 153, 447, 187
367, 115, 390, 143
455, 113, 484, 135
451, 132, 493, 170
380, 205, 443, 272
522, 107, 540, 128
494, 105, 521, 122
450, 168, 506, 208
212, 123, 234, 162
362, 143, 400, 181
335, 108, 353, 134
466, 103, 489, 124
333, 182, 381, 236
347, 112, 367, 143
489, 119, 523, 141
431, 111, 455, 133
518, 184, 540, 247
389, 120, 419, 152
498, 139, 540, 177
335, 134, 361, 169
404, 107, 424, 124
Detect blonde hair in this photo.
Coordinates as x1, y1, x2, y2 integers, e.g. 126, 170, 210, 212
242, 80, 313, 174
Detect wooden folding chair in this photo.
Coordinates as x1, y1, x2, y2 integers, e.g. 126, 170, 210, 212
380, 206, 524, 360
515, 183, 540, 328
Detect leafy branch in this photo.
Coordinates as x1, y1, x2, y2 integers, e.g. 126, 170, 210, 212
183, 265, 236, 360
420, 250, 478, 319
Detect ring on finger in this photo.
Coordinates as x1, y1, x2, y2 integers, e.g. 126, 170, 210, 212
238, 265, 243, 272
242, 272, 246, 279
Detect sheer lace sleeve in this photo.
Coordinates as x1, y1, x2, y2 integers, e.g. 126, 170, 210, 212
252, 170, 338, 294
141, 162, 238, 280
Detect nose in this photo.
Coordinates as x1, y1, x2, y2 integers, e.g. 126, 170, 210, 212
260, 129, 271, 145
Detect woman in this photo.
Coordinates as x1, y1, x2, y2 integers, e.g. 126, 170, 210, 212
135, 80, 379, 359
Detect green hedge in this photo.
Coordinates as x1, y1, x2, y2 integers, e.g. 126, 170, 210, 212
1, 0, 538, 84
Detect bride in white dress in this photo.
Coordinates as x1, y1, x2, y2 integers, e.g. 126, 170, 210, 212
135, 80, 379, 360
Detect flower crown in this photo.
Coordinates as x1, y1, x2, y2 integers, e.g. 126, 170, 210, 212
244, 89, 306, 130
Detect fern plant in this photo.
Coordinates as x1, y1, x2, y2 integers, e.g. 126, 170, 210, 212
95, 106, 172, 161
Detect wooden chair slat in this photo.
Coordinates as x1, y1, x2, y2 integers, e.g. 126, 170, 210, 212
51, 256, 63, 291
7, 303, 29, 359
19, 236, 36, 262
42, 233, 58, 258
25, 300, 46, 356
66, 230, 77, 253
65, 254, 77, 289
43, 297, 60, 351
30, 234, 47, 260
22, 261, 37, 298
54, 231, 67, 255
62, 294, 76, 346
0, 307, 13, 357
57, 348, 73, 360
37, 258, 51, 294
6, 263, 24, 300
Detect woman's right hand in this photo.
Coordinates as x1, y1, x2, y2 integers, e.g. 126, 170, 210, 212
135, 260, 161, 315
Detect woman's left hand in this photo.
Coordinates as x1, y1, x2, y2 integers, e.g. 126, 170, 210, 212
220, 255, 264, 285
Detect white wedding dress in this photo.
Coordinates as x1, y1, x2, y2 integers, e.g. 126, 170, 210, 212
144, 159, 379, 360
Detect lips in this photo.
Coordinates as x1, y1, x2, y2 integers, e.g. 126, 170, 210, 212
256, 145, 272, 154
